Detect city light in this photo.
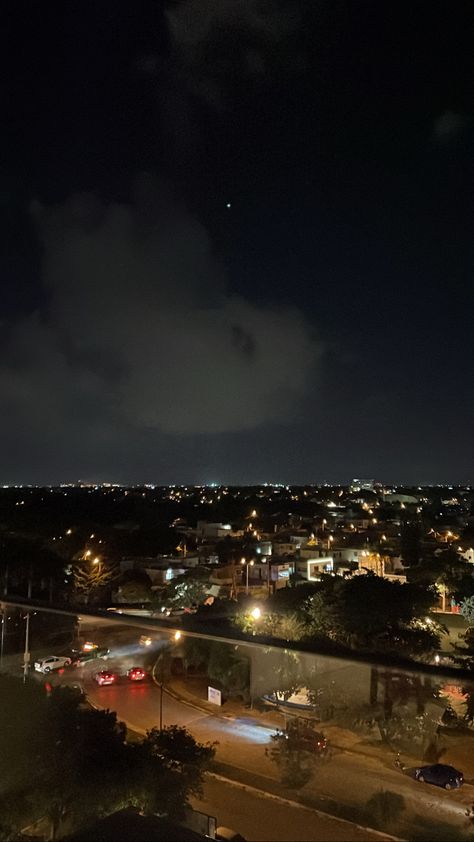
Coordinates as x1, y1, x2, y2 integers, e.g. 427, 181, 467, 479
173, 631, 181, 641
250, 607, 261, 620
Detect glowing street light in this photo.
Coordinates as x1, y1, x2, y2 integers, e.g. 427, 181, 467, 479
250, 607, 261, 620
241, 558, 254, 595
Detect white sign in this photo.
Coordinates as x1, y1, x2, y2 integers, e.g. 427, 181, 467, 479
208, 686, 222, 706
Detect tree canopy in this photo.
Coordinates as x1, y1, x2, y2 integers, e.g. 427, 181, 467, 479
0, 677, 215, 840
303, 574, 441, 656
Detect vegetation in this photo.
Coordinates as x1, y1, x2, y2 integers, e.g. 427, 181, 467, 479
267, 721, 330, 788
365, 790, 406, 830
72, 559, 118, 604
163, 566, 211, 609
0, 676, 215, 840
182, 637, 250, 701
302, 573, 441, 656
461, 595, 474, 626
234, 573, 442, 659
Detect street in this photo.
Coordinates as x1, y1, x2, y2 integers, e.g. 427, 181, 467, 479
13, 619, 474, 841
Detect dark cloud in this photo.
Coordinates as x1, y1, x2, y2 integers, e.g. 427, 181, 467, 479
433, 110, 467, 142
0, 179, 320, 472
165, 0, 302, 108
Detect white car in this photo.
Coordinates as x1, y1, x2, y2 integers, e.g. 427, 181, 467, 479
34, 655, 72, 673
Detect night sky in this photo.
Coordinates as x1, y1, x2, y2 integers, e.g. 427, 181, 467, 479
3, 1, 473, 485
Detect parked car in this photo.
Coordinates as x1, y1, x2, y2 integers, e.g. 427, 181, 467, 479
94, 670, 118, 686
34, 655, 72, 673
72, 647, 110, 667
414, 764, 463, 789
128, 667, 146, 682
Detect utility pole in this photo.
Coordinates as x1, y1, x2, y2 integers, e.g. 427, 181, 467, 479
0, 605, 5, 667
23, 567, 33, 683
159, 655, 164, 731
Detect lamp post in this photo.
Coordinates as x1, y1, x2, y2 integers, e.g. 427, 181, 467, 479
23, 567, 33, 683
158, 630, 181, 731
240, 558, 254, 596
0, 606, 6, 667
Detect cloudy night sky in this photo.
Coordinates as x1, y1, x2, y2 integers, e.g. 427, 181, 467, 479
2, 1, 473, 485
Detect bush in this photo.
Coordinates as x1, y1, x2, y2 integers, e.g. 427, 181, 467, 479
366, 790, 406, 830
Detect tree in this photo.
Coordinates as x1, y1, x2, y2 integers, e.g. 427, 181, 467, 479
0, 675, 47, 793
0, 678, 217, 840
207, 642, 250, 701
450, 624, 474, 722
304, 574, 440, 657
267, 721, 329, 788
36, 687, 128, 838
118, 572, 152, 603
408, 550, 474, 603
400, 521, 422, 567
365, 790, 405, 831
72, 559, 118, 604
164, 566, 210, 609
129, 726, 216, 818
461, 595, 474, 626
183, 637, 211, 674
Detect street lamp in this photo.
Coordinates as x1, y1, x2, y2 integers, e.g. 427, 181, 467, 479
158, 631, 182, 731
241, 558, 254, 596
250, 606, 261, 620
0, 606, 6, 667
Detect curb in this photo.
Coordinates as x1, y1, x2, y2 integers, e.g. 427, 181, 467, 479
206, 771, 404, 842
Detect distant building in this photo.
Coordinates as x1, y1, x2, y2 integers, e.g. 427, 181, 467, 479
295, 556, 334, 580
350, 479, 375, 492
460, 547, 474, 564
196, 521, 233, 540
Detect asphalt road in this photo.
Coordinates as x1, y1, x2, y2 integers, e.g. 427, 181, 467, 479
21, 622, 474, 840
193, 776, 393, 842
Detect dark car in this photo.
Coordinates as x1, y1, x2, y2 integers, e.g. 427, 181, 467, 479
94, 670, 118, 686
73, 647, 110, 667
127, 667, 147, 682
274, 725, 329, 756
414, 763, 463, 790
